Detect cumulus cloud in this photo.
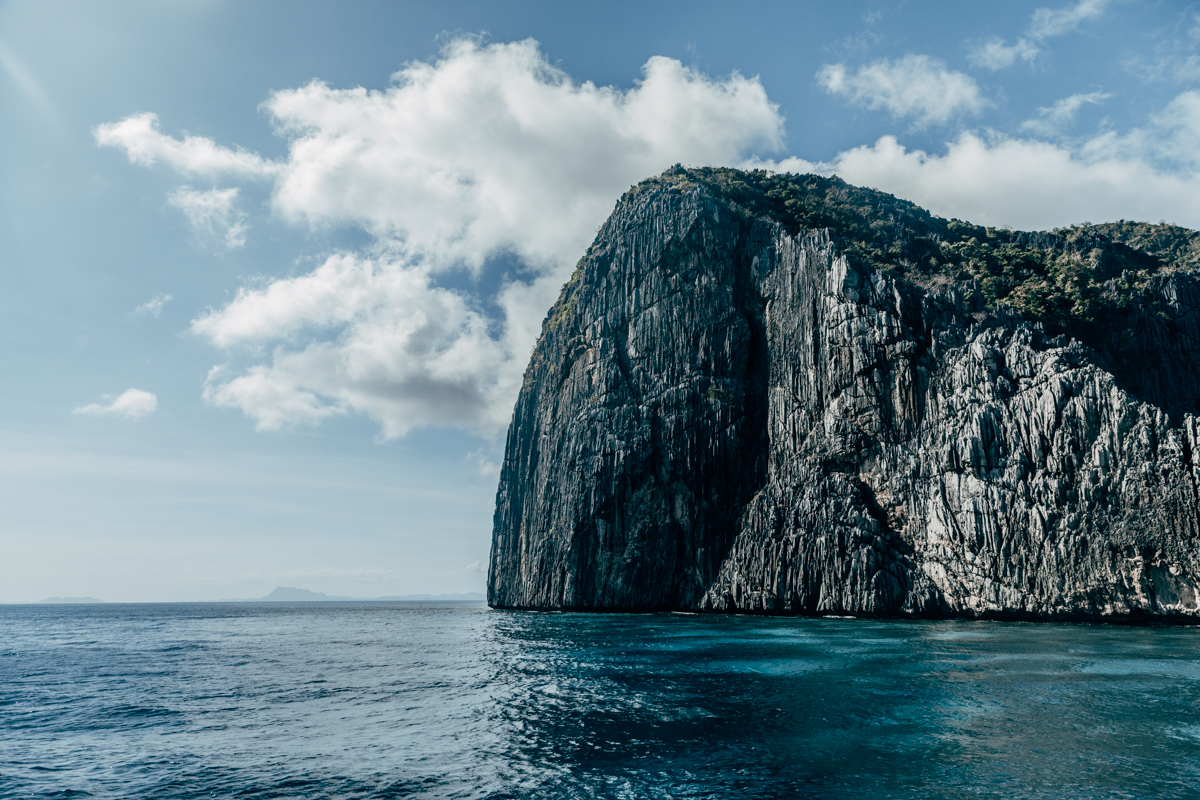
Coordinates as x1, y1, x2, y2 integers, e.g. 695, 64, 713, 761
73, 389, 158, 420
825, 135, 1198, 230
133, 293, 173, 317
1021, 91, 1110, 135
749, 89, 1200, 232
116, 33, 1200, 444
817, 55, 988, 126
195, 253, 519, 436
167, 186, 248, 249
970, 0, 1109, 70
263, 38, 781, 271
97, 37, 784, 437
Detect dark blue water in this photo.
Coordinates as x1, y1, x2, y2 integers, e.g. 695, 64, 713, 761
2, 603, 1198, 799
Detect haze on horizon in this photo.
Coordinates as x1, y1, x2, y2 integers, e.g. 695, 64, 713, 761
2, 0, 1199, 602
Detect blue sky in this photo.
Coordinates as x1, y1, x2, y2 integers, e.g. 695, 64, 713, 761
1, 0, 1198, 602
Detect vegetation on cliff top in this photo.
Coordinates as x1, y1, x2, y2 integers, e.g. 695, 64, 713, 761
1067, 220, 1200, 272
626, 166, 1197, 340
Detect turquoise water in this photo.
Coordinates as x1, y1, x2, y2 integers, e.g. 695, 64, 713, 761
1, 602, 1198, 798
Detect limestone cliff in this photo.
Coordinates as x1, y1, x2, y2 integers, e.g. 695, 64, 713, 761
488, 167, 1200, 620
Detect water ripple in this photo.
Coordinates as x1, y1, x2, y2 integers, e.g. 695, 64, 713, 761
1, 604, 1198, 798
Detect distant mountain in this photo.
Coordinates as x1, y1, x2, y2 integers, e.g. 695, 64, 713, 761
260, 586, 354, 601
38, 596, 105, 604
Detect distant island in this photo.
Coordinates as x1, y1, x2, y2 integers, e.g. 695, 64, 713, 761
23, 588, 485, 604
37, 596, 105, 604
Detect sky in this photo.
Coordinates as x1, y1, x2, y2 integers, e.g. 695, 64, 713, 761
2, 0, 1199, 602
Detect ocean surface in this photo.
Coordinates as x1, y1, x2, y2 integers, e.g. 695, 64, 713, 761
2, 603, 1198, 799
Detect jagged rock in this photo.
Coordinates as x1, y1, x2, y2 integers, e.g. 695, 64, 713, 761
488, 171, 1200, 620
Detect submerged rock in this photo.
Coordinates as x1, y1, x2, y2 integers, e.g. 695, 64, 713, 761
488, 168, 1200, 620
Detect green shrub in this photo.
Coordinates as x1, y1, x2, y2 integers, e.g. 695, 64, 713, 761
630, 167, 1188, 340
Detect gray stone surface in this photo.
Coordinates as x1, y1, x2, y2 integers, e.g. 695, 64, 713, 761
488, 180, 1200, 620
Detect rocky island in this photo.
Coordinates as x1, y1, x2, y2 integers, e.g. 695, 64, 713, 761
488, 166, 1200, 621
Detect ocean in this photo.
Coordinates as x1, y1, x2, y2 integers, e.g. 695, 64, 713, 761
1, 602, 1198, 799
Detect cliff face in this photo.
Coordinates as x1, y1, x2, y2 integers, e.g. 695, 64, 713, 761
488, 172, 1200, 620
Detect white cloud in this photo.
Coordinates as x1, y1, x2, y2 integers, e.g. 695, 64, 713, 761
1151, 53, 1200, 84
817, 55, 988, 126
826, 134, 1197, 230
1021, 91, 1110, 135
94, 112, 279, 178
167, 187, 248, 249
968, 37, 1040, 70
749, 90, 1200, 231
194, 253, 535, 437
970, 0, 1109, 70
73, 389, 158, 420
465, 560, 485, 573
1125, 11, 1200, 84
1028, 0, 1109, 40
115, 35, 1200, 444
1146, 90, 1200, 170
263, 38, 782, 271
106, 37, 782, 437
1076, 90, 1200, 173
133, 293, 173, 318
467, 448, 502, 479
